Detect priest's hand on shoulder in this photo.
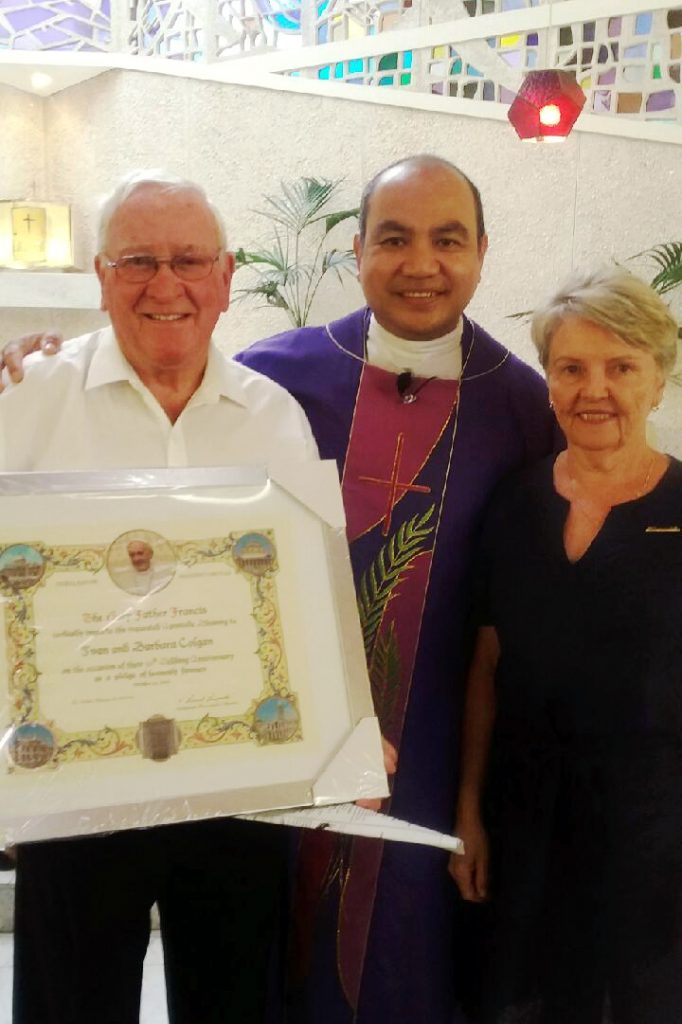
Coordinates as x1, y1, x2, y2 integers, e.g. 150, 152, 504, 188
0, 331, 63, 391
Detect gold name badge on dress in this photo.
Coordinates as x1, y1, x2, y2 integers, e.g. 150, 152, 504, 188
645, 526, 681, 533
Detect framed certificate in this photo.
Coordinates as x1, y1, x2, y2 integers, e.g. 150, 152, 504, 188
0, 463, 387, 845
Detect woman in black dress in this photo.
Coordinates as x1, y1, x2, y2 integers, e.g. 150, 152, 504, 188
451, 266, 681, 1024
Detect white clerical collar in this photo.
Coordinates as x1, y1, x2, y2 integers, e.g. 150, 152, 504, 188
366, 315, 463, 380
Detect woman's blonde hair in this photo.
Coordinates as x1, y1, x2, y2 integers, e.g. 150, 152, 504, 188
531, 266, 679, 376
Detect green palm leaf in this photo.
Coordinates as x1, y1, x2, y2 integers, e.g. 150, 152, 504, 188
262, 178, 338, 234
321, 248, 357, 281
234, 246, 288, 271
631, 242, 682, 295
358, 506, 436, 659
234, 233, 291, 285
323, 208, 360, 235
231, 280, 289, 310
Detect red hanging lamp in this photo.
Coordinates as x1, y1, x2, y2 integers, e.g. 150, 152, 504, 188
507, 69, 586, 142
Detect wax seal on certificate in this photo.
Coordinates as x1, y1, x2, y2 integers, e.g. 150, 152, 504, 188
253, 695, 300, 744
233, 533, 276, 576
8, 723, 55, 769
0, 544, 45, 591
136, 715, 181, 761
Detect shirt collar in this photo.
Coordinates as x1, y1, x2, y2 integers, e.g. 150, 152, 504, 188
192, 342, 249, 408
84, 327, 248, 409
84, 326, 135, 390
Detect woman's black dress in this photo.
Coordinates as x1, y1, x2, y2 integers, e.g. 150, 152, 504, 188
475, 456, 682, 1024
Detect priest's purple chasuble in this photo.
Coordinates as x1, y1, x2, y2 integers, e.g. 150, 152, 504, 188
236, 308, 555, 1024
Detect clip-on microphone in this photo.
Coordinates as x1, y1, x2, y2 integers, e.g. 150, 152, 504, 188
396, 370, 416, 404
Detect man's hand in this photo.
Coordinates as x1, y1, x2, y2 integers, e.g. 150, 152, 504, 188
356, 736, 398, 811
0, 331, 63, 391
448, 817, 489, 902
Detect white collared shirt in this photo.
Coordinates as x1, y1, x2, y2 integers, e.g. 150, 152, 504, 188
0, 327, 318, 471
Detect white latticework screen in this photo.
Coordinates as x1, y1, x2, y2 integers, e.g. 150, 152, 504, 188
281, 5, 681, 125
0, 1, 680, 128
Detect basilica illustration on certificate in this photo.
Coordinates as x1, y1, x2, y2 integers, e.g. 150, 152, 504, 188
0, 526, 301, 773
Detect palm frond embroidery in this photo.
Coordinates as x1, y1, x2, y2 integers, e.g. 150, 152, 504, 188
369, 619, 402, 731
357, 505, 436, 660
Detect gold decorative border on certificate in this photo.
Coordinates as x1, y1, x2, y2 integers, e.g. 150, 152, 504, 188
2, 530, 301, 772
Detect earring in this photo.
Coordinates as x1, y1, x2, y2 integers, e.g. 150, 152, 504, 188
549, 399, 554, 410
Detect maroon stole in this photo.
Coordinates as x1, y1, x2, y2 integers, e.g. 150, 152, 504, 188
293, 363, 460, 1008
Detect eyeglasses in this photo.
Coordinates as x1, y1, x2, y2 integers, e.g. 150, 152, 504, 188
105, 254, 220, 283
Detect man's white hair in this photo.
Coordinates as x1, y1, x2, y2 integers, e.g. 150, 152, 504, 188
97, 169, 228, 253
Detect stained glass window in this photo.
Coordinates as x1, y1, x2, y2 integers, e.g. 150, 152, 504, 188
0, 0, 111, 51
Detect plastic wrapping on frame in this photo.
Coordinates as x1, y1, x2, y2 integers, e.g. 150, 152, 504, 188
0, 464, 387, 848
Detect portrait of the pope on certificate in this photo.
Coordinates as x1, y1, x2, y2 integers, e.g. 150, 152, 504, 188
107, 530, 176, 597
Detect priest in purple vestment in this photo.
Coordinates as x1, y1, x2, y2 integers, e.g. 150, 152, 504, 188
1, 155, 556, 1024
235, 156, 556, 1024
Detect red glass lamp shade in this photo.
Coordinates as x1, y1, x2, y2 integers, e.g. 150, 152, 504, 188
508, 69, 586, 141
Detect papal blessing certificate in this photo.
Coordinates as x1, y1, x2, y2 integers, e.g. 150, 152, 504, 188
0, 465, 386, 845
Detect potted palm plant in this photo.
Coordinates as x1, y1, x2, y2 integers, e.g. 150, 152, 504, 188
233, 177, 359, 328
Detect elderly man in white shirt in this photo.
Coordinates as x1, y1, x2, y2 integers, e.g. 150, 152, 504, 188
3, 171, 317, 1024
0, 181, 315, 471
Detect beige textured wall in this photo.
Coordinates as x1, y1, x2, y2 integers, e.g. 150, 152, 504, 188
0, 70, 680, 451
0, 87, 46, 200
